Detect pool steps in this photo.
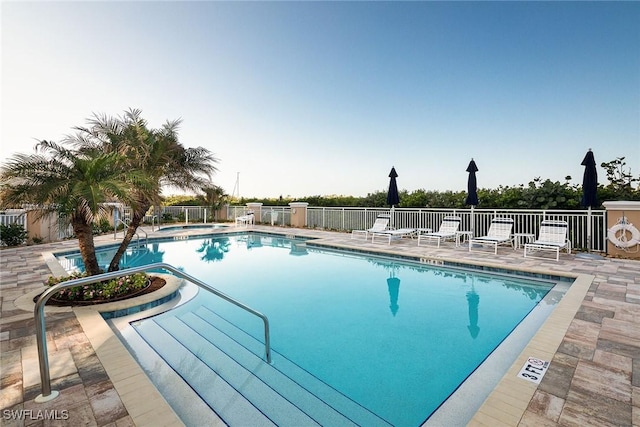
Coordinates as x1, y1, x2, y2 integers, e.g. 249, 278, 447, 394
191, 306, 390, 426
159, 315, 339, 426
134, 319, 274, 426
134, 305, 391, 427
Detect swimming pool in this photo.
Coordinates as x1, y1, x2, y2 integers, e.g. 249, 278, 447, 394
59, 233, 564, 426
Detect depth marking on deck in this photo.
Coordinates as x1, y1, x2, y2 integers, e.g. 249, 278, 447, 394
517, 356, 549, 384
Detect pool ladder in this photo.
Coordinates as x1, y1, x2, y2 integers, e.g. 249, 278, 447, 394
33, 262, 272, 402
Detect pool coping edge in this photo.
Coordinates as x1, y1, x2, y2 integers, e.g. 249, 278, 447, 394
466, 273, 593, 426
74, 307, 185, 427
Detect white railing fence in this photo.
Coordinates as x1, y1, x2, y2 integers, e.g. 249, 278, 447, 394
227, 205, 290, 226
225, 206, 605, 252
158, 206, 226, 224
161, 206, 204, 223
0, 209, 27, 229
304, 207, 606, 252
2, 205, 604, 252
52, 213, 75, 240
0, 210, 28, 246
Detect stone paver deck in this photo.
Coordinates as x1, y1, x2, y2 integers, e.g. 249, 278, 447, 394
1, 225, 639, 426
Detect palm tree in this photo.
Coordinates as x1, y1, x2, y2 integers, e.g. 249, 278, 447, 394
0, 141, 140, 275
201, 184, 228, 221
72, 109, 219, 271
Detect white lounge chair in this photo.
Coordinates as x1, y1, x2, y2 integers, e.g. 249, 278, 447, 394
524, 220, 572, 261
417, 216, 462, 248
235, 211, 254, 227
468, 218, 514, 254
351, 214, 390, 240
371, 228, 417, 245
263, 210, 279, 225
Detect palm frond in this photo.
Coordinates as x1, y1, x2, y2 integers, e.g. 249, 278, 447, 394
3, 108, 221, 220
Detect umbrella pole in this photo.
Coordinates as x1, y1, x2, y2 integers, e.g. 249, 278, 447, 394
390, 206, 395, 229
587, 207, 592, 252
470, 206, 474, 237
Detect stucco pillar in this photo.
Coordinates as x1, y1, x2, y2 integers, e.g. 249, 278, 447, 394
602, 201, 640, 259
289, 202, 308, 228
26, 210, 58, 243
216, 204, 229, 221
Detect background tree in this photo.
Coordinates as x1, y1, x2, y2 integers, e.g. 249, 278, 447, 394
200, 185, 228, 220
232, 156, 638, 209
600, 157, 640, 201
360, 191, 389, 207
163, 195, 202, 206
516, 177, 580, 209
0, 141, 140, 275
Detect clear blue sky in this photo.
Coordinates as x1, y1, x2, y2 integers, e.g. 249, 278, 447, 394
2, 1, 639, 199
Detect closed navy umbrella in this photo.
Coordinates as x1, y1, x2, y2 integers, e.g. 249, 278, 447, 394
465, 159, 479, 236
387, 167, 400, 207
387, 167, 400, 228
581, 149, 598, 252
465, 159, 479, 206
581, 149, 598, 208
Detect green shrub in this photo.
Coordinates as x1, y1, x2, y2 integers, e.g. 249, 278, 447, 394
92, 219, 114, 235
0, 223, 28, 246
47, 272, 149, 302
98, 219, 113, 234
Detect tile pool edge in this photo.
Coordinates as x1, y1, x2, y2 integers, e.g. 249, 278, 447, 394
74, 308, 185, 427
467, 273, 594, 426
72, 274, 186, 427
304, 238, 578, 283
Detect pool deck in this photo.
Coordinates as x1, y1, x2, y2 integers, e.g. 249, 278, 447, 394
1, 225, 639, 426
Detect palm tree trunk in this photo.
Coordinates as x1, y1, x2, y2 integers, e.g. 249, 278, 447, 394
71, 218, 101, 276
107, 203, 150, 272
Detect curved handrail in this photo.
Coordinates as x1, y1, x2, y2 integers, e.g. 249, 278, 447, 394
114, 218, 148, 246
34, 262, 271, 402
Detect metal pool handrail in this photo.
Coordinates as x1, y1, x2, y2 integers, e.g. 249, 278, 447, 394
114, 218, 147, 247
34, 262, 272, 402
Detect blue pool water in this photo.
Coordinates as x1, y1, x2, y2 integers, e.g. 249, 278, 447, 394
59, 233, 558, 426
